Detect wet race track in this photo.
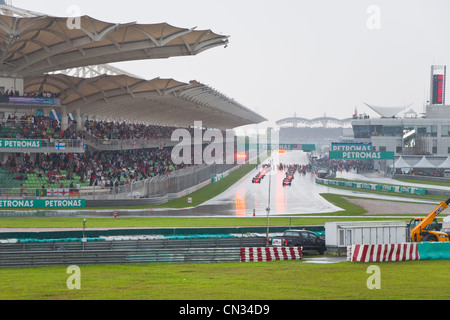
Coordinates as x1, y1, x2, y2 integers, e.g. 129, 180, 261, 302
35, 150, 443, 218
59, 150, 343, 218
138, 150, 439, 217
113, 151, 344, 217
199, 151, 341, 216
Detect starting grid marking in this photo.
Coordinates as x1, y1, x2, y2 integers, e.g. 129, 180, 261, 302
240, 247, 302, 262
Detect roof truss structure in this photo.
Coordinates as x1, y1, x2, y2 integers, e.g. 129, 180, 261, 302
0, 8, 229, 77
0, 4, 267, 130
24, 74, 267, 129
276, 116, 353, 128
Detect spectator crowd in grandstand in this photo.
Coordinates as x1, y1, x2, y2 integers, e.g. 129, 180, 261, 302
0, 89, 60, 98
3, 147, 192, 189
0, 114, 83, 141
84, 119, 180, 141
0, 111, 234, 193
0, 115, 206, 142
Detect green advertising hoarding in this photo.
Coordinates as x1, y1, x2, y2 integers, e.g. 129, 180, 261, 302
279, 144, 315, 151
302, 144, 316, 151
0, 199, 85, 209
329, 151, 394, 160
330, 142, 372, 151
0, 139, 41, 149
315, 178, 426, 195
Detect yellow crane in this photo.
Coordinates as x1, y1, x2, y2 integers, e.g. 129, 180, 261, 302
409, 197, 450, 242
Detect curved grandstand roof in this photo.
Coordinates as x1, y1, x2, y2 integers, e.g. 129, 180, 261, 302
0, 5, 266, 130
0, 12, 229, 77
276, 116, 353, 127
24, 73, 267, 129
363, 103, 412, 118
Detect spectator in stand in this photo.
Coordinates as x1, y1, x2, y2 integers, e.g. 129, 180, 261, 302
0, 114, 82, 141
0, 114, 232, 191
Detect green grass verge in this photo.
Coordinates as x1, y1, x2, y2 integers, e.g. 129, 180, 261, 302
319, 181, 447, 202
0, 215, 406, 229
336, 176, 450, 190
396, 178, 450, 187
1, 260, 450, 300
319, 193, 367, 215
0, 193, 426, 229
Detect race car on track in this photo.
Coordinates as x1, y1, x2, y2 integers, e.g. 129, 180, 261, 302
282, 178, 292, 186
252, 176, 262, 183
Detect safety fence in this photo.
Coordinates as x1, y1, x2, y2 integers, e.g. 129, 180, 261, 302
79, 163, 238, 200
315, 178, 427, 195
0, 163, 239, 204
0, 249, 243, 267
144, 163, 237, 197
0, 247, 303, 268
347, 242, 450, 262
0, 237, 267, 252
0, 237, 307, 267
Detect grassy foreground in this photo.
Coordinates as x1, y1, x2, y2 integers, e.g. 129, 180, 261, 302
1, 260, 450, 300
1, 168, 449, 301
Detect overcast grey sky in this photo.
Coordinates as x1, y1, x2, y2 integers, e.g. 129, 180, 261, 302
14, 0, 450, 127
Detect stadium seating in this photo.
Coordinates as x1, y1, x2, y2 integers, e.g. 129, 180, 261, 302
0, 115, 226, 196
0, 127, 21, 138
0, 168, 90, 195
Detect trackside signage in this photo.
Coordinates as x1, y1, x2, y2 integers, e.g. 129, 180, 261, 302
316, 178, 426, 195
329, 151, 394, 160
0, 139, 41, 149
0, 199, 85, 209
330, 143, 372, 151
279, 144, 316, 151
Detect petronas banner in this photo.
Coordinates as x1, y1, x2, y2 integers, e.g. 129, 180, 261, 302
0, 199, 85, 209
329, 151, 394, 160
0, 139, 41, 149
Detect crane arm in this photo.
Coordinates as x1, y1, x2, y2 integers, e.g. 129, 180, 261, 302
411, 196, 450, 241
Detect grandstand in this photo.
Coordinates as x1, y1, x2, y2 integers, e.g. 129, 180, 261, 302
0, 4, 267, 205
276, 115, 353, 150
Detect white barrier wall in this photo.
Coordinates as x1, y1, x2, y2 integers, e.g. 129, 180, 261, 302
240, 247, 302, 262
325, 221, 407, 252
347, 243, 419, 262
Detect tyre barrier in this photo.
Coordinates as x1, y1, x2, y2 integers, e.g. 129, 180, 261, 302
0, 246, 300, 268
347, 242, 450, 262
240, 247, 303, 262
2, 234, 238, 244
